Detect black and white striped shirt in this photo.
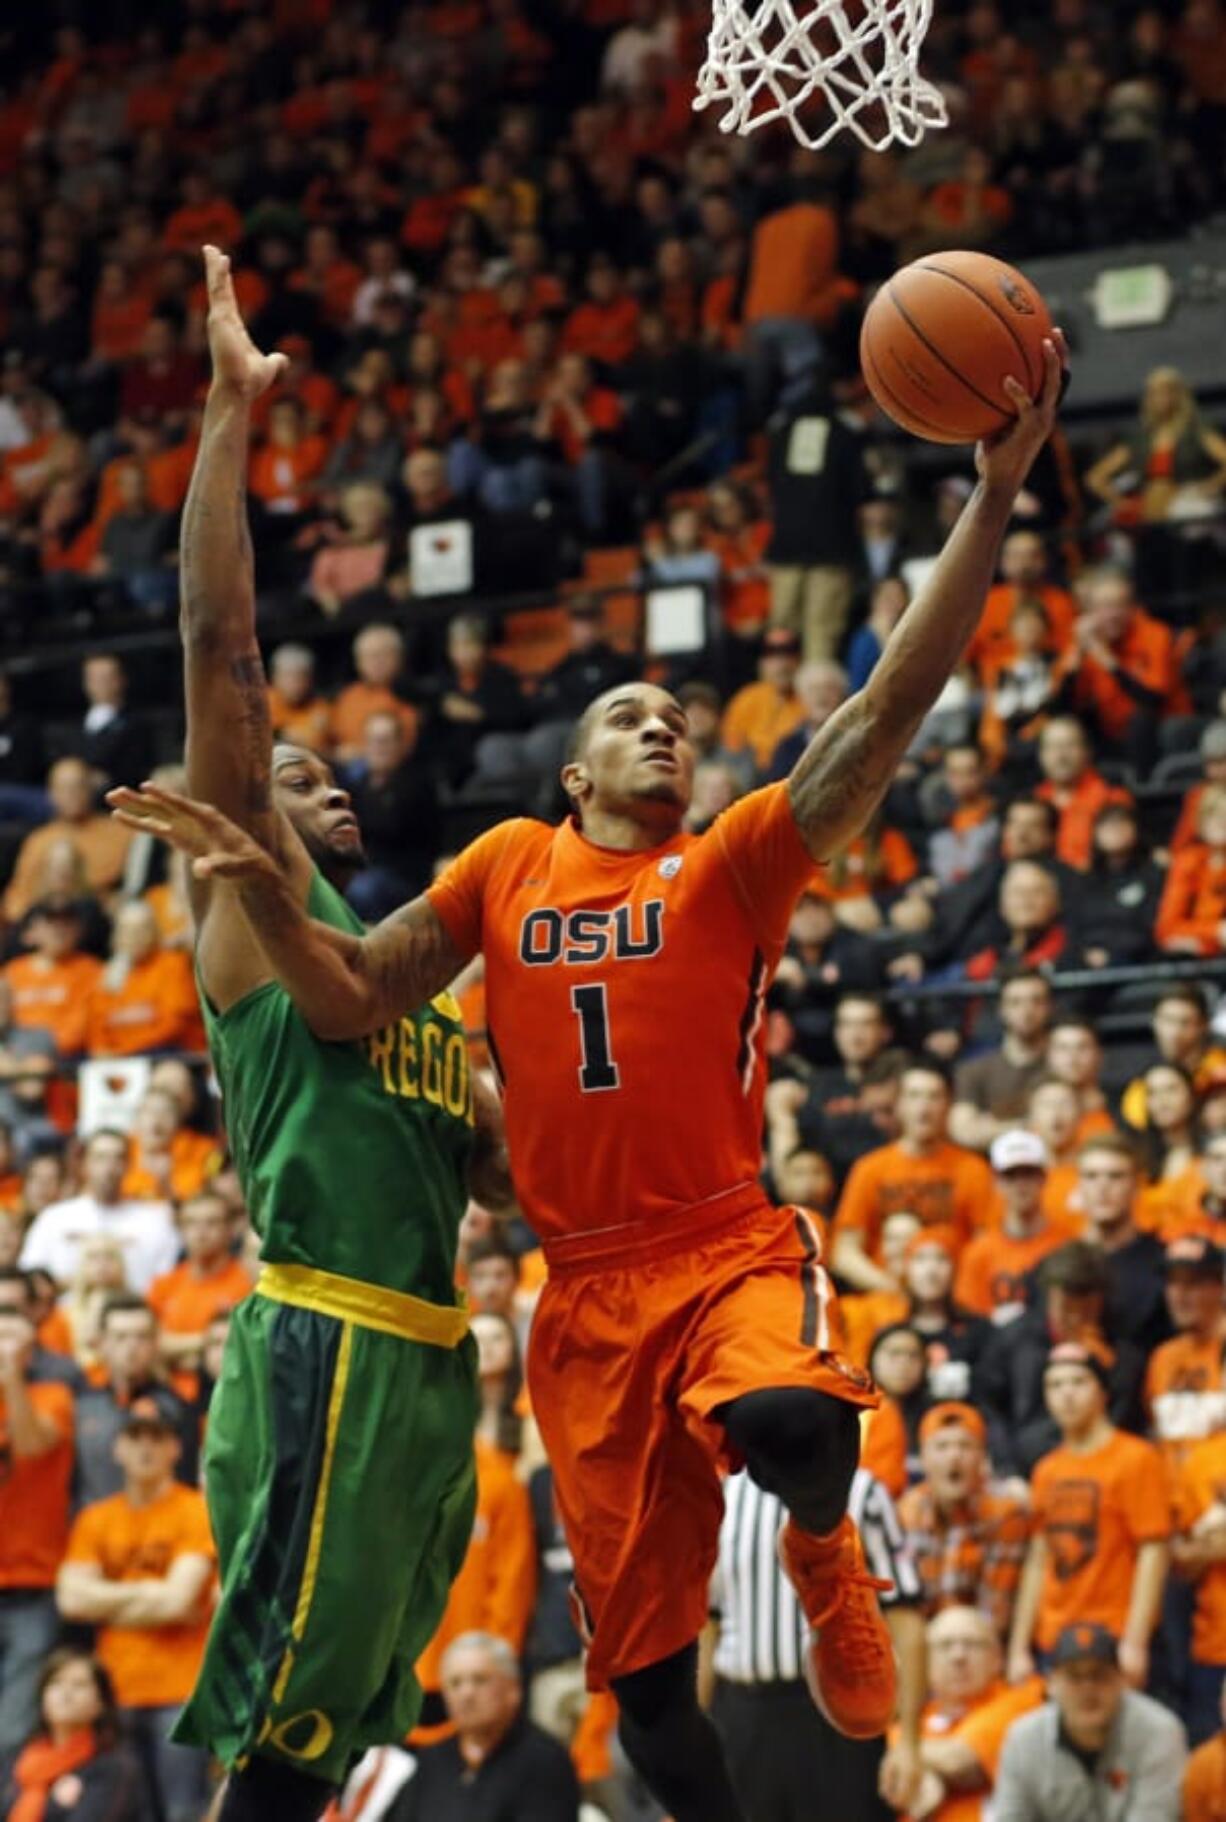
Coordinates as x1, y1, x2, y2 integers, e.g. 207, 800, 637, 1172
712, 1467, 922, 1686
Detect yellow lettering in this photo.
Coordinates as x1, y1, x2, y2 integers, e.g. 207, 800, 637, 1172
265, 1709, 335, 1762
431, 989, 464, 1021
397, 1019, 419, 1098
443, 1033, 469, 1118
422, 1025, 443, 1107
367, 1026, 395, 1095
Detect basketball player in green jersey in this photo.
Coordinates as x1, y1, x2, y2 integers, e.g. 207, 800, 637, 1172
169, 249, 507, 1822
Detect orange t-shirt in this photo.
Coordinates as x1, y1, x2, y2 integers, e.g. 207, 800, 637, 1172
426, 785, 817, 1239
720, 682, 807, 772
744, 202, 845, 327
1184, 1731, 1226, 1822
122, 1131, 222, 1204
1073, 608, 1186, 742
0, 1380, 73, 1588
1156, 843, 1226, 955
1146, 1332, 1226, 1469
415, 1435, 536, 1694
85, 951, 205, 1057
1176, 1434, 1226, 1666
267, 688, 334, 757
1036, 772, 1133, 871
330, 684, 419, 757
1173, 782, 1210, 855
860, 1396, 908, 1498
562, 296, 641, 367
812, 828, 918, 903
3, 953, 103, 1056
147, 1258, 252, 1336
248, 436, 329, 511
907, 1678, 1046, 1822
841, 1289, 908, 1370
833, 1141, 995, 1264
954, 1219, 1079, 1316
64, 1484, 214, 1708
966, 583, 1076, 674
1031, 1429, 1171, 1651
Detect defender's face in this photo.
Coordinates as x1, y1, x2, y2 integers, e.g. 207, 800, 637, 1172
271, 748, 366, 870
568, 686, 695, 818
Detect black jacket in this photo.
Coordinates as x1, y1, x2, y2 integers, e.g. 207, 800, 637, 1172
1, 1743, 151, 1821
388, 1716, 580, 1821
973, 1307, 1147, 1479
1064, 860, 1164, 967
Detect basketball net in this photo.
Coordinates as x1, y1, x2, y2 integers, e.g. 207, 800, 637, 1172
694, 0, 948, 151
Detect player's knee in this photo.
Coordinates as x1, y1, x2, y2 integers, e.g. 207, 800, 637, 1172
721, 1386, 860, 1498
612, 1642, 699, 1729
215, 1755, 336, 1822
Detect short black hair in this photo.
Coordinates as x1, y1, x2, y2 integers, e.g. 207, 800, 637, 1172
900, 1057, 953, 1093
1040, 1240, 1108, 1297
99, 1293, 155, 1331
1005, 796, 1059, 834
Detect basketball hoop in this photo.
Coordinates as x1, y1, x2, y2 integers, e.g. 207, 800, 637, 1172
694, 0, 948, 151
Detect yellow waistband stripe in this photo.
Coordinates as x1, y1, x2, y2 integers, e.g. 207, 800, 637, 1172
255, 1262, 469, 1349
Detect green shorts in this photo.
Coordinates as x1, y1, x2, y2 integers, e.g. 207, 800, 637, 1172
174, 1286, 477, 1787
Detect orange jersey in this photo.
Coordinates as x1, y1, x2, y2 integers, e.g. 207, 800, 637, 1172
1184, 1732, 1226, 1822
122, 1130, 222, 1204
426, 785, 816, 1238
833, 1141, 994, 1263
1176, 1434, 1226, 1666
0, 1380, 73, 1588
3, 952, 103, 1056
906, 1678, 1046, 1822
1156, 843, 1226, 956
841, 1289, 908, 1369
1146, 1332, 1226, 1468
954, 1220, 1079, 1317
1030, 1429, 1171, 1651
147, 1258, 252, 1336
1036, 772, 1132, 871
63, 1483, 215, 1708
84, 951, 205, 1057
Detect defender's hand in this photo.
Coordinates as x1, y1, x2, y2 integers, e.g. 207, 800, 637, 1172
107, 783, 280, 885
203, 245, 288, 401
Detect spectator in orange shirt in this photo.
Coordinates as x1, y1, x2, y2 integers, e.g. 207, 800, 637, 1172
122, 1087, 222, 1204
148, 1190, 250, 1371
0, 1301, 75, 1759
921, 146, 1013, 250
562, 253, 640, 369
1122, 985, 1226, 1126
833, 1062, 995, 1290
956, 1130, 1074, 1318
306, 482, 393, 618
290, 224, 363, 329
57, 1398, 215, 1822
1071, 565, 1185, 767
1157, 786, 1226, 956
742, 178, 850, 422
248, 397, 328, 520
415, 1314, 537, 1716
0, 1646, 150, 1822
705, 480, 770, 645
1045, 1016, 1116, 1147
3, 901, 102, 1058
1137, 1063, 1203, 1228
1035, 717, 1133, 869
267, 642, 333, 756
967, 529, 1077, 677
4, 757, 132, 922
898, 1407, 1030, 1640
331, 622, 419, 765
1173, 1411, 1226, 1743
1184, 1677, 1226, 1822
90, 259, 153, 364
881, 1605, 1043, 1822
61, 1234, 130, 1382
543, 353, 625, 539
721, 627, 807, 775
1173, 722, 1226, 853
1008, 1342, 1170, 1687
1159, 1131, 1226, 1246
84, 902, 205, 1058
1145, 1235, 1226, 1470
162, 172, 243, 253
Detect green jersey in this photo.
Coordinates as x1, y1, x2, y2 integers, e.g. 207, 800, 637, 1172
200, 870, 473, 1304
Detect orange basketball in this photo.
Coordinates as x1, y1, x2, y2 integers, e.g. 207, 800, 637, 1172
859, 251, 1054, 445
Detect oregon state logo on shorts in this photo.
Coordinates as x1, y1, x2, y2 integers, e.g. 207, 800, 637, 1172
1046, 1477, 1101, 1581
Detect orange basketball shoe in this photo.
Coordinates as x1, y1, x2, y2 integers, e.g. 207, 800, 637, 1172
778, 1515, 897, 1739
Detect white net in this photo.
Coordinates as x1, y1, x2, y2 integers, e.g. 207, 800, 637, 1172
694, 0, 948, 151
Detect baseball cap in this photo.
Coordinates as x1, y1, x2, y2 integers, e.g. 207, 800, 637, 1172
990, 1130, 1050, 1174
918, 1402, 987, 1448
1049, 1622, 1119, 1670
1163, 1233, 1223, 1280
762, 627, 801, 655
1044, 1338, 1111, 1388
121, 1395, 175, 1436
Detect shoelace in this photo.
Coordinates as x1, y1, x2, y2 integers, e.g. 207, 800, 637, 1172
809, 1565, 895, 1667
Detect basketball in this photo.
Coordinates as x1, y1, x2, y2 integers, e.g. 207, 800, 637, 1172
859, 251, 1055, 445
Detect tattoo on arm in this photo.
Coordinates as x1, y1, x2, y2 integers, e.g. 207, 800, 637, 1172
366, 897, 465, 1014
228, 653, 272, 818
788, 695, 901, 860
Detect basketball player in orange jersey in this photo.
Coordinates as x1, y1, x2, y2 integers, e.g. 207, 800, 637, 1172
111, 332, 1067, 1822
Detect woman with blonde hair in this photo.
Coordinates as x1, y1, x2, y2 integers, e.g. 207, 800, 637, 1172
62, 1233, 130, 1380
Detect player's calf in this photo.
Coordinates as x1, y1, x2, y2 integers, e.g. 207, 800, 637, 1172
214, 1755, 338, 1822
611, 1642, 745, 1822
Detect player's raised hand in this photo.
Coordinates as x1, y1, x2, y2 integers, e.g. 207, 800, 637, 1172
107, 782, 280, 885
202, 244, 288, 402
975, 326, 1069, 497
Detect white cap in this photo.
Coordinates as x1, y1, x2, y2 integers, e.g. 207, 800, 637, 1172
990, 1129, 1050, 1174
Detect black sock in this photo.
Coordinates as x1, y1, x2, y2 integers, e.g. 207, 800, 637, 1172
216, 1755, 337, 1822
612, 1644, 745, 1822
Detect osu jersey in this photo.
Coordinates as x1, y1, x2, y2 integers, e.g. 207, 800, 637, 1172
427, 784, 816, 1238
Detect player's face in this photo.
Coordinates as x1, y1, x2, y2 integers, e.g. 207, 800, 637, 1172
271, 748, 367, 874
566, 687, 695, 825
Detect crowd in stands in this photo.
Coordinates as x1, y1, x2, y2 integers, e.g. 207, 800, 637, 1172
4, 0, 1226, 1819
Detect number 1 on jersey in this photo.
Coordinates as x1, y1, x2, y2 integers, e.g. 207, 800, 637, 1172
571, 983, 619, 1092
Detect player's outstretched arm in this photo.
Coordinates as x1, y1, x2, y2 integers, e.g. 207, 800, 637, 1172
181, 247, 289, 861
107, 785, 469, 1036
787, 333, 1067, 861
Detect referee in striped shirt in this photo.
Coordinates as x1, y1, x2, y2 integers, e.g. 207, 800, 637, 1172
709, 1466, 925, 1822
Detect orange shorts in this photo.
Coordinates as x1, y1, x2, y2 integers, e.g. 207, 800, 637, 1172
527, 1185, 877, 1689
